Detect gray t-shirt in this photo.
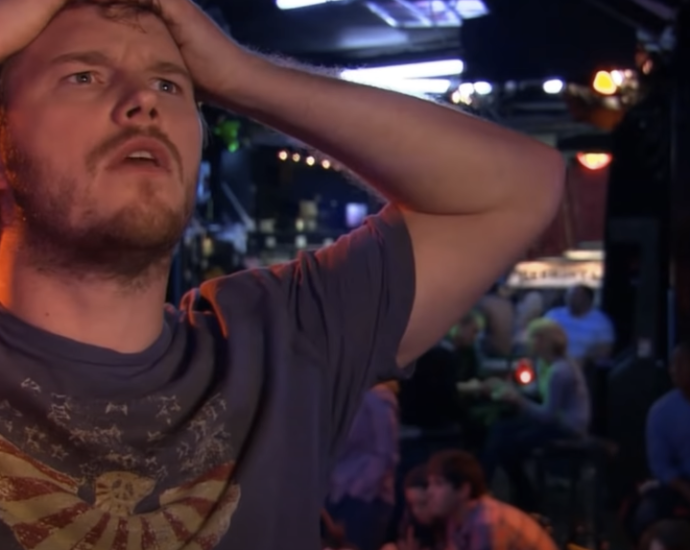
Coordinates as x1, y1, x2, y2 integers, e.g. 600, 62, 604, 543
0, 205, 415, 550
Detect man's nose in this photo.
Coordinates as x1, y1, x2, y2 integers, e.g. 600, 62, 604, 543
112, 86, 161, 127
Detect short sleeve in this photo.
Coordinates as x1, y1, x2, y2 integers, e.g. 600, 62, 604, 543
271, 205, 415, 435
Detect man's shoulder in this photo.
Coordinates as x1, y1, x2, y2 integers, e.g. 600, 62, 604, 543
181, 268, 290, 315
587, 308, 612, 325
544, 307, 567, 320
650, 389, 688, 419
475, 497, 556, 548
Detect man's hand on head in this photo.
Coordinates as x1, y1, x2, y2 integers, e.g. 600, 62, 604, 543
156, 0, 252, 103
0, 0, 69, 63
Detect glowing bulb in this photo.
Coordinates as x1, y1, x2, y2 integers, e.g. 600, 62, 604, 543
543, 79, 564, 94
292, 153, 301, 162
519, 370, 532, 384
306, 156, 316, 166
458, 82, 474, 96
593, 71, 617, 95
473, 81, 492, 95
577, 152, 612, 171
321, 160, 331, 169
278, 150, 288, 161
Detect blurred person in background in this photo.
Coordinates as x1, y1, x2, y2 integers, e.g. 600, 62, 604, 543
545, 285, 614, 364
477, 283, 515, 360
449, 310, 483, 383
449, 310, 491, 452
426, 450, 557, 550
633, 344, 690, 539
639, 519, 690, 550
398, 341, 463, 433
381, 465, 446, 550
481, 319, 590, 510
328, 382, 400, 550
512, 290, 545, 353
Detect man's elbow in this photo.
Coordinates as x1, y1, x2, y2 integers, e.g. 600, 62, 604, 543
529, 148, 566, 218
493, 144, 565, 229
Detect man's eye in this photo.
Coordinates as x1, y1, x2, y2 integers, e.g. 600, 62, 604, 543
157, 79, 179, 94
66, 72, 94, 85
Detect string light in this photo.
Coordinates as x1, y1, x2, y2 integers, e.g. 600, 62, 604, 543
276, 150, 334, 170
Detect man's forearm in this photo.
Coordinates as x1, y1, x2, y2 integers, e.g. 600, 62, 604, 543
213, 50, 563, 216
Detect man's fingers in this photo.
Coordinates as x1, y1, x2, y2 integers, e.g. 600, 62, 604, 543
0, 0, 69, 61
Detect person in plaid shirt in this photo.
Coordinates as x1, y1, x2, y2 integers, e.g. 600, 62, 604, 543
426, 451, 557, 550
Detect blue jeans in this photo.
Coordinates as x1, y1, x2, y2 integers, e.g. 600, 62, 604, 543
481, 416, 575, 511
327, 496, 393, 550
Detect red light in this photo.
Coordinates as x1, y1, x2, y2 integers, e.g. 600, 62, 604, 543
514, 359, 535, 386
518, 370, 533, 384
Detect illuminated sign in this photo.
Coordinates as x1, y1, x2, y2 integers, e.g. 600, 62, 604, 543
507, 261, 603, 289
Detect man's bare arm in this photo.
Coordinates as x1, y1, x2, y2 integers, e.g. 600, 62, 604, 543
212, 57, 563, 365
159, 0, 564, 365
212, 55, 563, 365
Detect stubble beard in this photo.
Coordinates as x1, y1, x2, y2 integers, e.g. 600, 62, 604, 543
0, 119, 195, 289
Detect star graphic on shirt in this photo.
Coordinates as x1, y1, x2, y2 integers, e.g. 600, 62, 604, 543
20, 378, 41, 394
50, 444, 68, 461
153, 396, 182, 425
187, 417, 208, 442
105, 402, 129, 416
24, 426, 47, 452
0, 400, 22, 417
147, 431, 164, 443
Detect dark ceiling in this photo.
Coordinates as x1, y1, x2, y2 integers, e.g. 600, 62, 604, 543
203, 0, 679, 80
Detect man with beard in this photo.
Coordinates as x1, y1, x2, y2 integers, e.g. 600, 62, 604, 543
0, 1, 564, 548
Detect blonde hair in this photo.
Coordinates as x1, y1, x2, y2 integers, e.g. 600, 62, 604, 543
527, 318, 568, 357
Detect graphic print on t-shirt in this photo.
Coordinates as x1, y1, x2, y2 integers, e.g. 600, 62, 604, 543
0, 378, 241, 550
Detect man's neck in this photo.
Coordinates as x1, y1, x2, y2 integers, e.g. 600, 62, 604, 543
0, 237, 170, 354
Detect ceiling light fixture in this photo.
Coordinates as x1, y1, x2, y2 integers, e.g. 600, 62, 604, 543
276, 0, 347, 10
341, 59, 464, 82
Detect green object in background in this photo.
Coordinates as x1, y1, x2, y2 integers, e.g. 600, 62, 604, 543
214, 119, 241, 153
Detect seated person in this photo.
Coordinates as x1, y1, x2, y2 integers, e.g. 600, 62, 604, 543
398, 343, 463, 431
382, 465, 446, 550
425, 450, 557, 550
449, 310, 483, 383
479, 319, 591, 510
545, 285, 614, 364
639, 519, 690, 550
634, 344, 690, 539
477, 284, 515, 360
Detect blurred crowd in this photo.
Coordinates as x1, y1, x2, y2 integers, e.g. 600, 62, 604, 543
319, 283, 690, 550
